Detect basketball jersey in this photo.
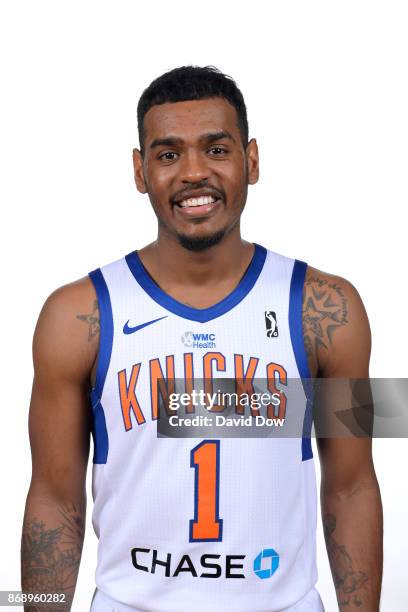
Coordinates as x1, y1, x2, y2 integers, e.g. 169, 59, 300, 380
88, 243, 324, 612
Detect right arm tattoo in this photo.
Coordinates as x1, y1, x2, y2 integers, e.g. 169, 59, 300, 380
21, 502, 85, 611
76, 300, 100, 341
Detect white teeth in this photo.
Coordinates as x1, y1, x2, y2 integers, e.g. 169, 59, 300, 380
179, 195, 217, 208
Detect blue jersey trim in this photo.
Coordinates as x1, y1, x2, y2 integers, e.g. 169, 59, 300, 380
289, 260, 314, 461
125, 243, 267, 323
88, 268, 113, 464
90, 390, 109, 464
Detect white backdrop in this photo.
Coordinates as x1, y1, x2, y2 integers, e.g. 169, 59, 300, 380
0, 1, 407, 610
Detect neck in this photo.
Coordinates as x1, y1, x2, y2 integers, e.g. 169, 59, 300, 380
137, 229, 254, 289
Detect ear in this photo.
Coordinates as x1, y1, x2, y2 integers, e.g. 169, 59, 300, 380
132, 148, 148, 194
246, 138, 259, 185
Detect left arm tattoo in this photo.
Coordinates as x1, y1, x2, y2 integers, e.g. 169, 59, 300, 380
302, 275, 348, 360
324, 513, 369, 608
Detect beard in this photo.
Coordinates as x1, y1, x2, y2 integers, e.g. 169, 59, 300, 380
176, 227, 227, 252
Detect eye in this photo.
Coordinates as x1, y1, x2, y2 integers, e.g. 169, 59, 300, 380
158, 151, 178, 161
209, 147, 228, 156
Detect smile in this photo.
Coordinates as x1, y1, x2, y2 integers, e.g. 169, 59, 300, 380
178, 195, 217, 208
174, 196, 222, 218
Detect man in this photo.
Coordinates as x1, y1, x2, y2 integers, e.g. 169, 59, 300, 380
21, 66, 383, 611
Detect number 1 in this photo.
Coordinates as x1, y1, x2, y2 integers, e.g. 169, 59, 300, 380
189, 440, 223, 542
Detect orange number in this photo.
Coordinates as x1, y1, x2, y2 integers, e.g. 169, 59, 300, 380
189, 440, 223, 542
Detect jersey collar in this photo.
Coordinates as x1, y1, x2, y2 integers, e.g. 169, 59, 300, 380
125, 243, 267, 323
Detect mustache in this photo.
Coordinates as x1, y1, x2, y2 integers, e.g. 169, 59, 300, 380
170, 182, 225, 204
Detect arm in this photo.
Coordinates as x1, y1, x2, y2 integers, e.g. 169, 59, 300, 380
303, 268, 383, 610
21, 278, 98, 611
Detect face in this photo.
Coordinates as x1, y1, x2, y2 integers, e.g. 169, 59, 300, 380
133, 97, 259, 251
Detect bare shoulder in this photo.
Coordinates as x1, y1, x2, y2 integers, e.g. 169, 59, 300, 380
303, 266, 371, 377
33, 275, 98, 384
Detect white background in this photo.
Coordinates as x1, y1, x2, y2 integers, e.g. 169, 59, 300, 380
0, 1, 407, 610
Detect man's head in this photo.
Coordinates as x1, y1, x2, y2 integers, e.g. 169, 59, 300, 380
133, 66, 259, 252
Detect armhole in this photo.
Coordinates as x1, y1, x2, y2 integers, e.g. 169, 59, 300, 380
88, 268, 114, 399
289, 259, 314, 461
289, 260, 311, 380
88, 268, 113, 465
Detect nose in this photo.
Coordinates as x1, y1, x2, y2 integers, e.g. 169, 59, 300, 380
179, 149, 210, 183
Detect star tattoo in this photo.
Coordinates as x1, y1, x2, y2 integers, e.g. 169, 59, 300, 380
76, 300, 100, 341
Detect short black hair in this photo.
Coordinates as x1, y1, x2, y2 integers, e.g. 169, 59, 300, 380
137, 65, 249, 156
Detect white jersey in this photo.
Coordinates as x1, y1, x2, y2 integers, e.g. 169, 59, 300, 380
88, 243, 324, 612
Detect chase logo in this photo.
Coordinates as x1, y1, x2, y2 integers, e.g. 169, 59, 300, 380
253, 548, 280, 579
181, 331, 216, 349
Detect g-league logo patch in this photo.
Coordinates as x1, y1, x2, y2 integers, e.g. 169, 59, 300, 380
265, 311, 278, 338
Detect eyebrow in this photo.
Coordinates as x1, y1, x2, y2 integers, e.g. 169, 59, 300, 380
149, 130, 235, 150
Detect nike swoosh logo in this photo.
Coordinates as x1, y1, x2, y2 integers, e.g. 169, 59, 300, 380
123, 315, 168, 335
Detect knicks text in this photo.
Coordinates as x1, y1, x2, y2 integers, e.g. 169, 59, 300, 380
117, 352, 287, 431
